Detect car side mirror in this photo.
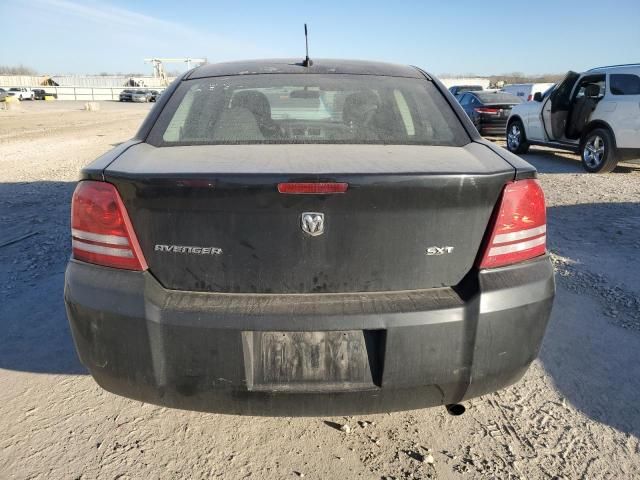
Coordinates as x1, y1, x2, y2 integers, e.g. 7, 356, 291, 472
533, 92, 543, 102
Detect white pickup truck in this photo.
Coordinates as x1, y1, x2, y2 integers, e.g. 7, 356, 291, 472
7, 87, 34, 101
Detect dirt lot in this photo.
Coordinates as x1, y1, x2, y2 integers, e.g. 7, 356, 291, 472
1, 101, 639, 480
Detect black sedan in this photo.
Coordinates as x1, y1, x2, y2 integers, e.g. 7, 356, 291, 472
64, 59, 553, 416
457, 91, 522, 136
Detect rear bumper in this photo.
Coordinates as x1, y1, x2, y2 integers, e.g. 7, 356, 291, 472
64, 256, 555, 416
480, 123, 509, 136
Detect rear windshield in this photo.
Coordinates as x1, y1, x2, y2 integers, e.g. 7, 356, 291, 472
475, 92, 522, 104
148, 74, 469, 146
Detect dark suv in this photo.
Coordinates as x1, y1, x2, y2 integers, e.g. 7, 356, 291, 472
64, 59, 555, 416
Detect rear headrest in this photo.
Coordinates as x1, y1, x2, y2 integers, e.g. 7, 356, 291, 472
343, 90, 380, 126
231, 90, 272, 120
212, 107, 264, 141
585, 84, 600, 98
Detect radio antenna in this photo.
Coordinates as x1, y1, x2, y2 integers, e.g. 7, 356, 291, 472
303, 23, 313, 67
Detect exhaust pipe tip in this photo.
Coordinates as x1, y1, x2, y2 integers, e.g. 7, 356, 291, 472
445, 403, 466, 416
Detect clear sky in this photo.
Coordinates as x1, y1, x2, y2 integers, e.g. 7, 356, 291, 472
1, 0, 639, 76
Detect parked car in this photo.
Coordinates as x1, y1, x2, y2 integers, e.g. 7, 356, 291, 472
119, 89, 134, 102
7, 87, 34, 101
507, 64, 640, 172
0, 88, 9, 102
131, 90, 153, 102
449, 85, 483, 97
501, 83, 555, 102
149, 90, 162, 102
32, 89, 57, 100
64, 59, 555, 416
458, 91, 522, 136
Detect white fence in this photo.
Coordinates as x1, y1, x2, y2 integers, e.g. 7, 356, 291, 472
2, 86, 163, 101
5, 77, 491, 101
0, 75, 174, 88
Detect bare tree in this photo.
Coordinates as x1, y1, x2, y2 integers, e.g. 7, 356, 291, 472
0, 65, 38, 75
438, 71, 565, 87
489, 72, 565, 86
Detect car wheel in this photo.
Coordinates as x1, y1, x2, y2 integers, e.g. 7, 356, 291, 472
506, 119, 529, 154
580, 128, 618, 173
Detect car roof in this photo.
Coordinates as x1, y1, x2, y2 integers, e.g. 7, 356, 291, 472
587, 63, 640, 74
188, 58, 425, 80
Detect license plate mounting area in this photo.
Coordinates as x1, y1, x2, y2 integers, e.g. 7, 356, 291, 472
242, 330, 385, 392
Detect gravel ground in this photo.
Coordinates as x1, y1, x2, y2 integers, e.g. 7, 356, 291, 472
1, 101, 639, 479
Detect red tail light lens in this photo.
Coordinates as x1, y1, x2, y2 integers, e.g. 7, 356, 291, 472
278, 182, 348, 194
474, 107, 500, 115
478, 179, 546, 269
71, 181, 147, 271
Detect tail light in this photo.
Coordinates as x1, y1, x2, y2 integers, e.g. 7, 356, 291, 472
474, 107, 499, 115
278, 182, 348, 194
478, 179, 546, 269
71, 181, 147, 271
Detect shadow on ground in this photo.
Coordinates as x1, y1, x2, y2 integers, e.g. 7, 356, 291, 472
525, 150, 640, 174
0, 181, 86, 375
486, 137, 640, 175
541, 201, 640, 438
0, 273, 86, 375
540, 287, 640, 438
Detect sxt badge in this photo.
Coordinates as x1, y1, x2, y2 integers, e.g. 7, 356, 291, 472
426, 246, 454, 256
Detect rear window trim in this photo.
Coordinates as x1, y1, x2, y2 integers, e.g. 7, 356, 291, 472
146, 73, 472, 148
187, 71, 428, 81
144, 139, 465, 147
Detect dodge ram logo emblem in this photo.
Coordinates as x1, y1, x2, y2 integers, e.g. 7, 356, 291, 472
301, 212, 325, 236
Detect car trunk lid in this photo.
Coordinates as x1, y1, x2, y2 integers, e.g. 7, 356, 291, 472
104, 143, 514, 293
